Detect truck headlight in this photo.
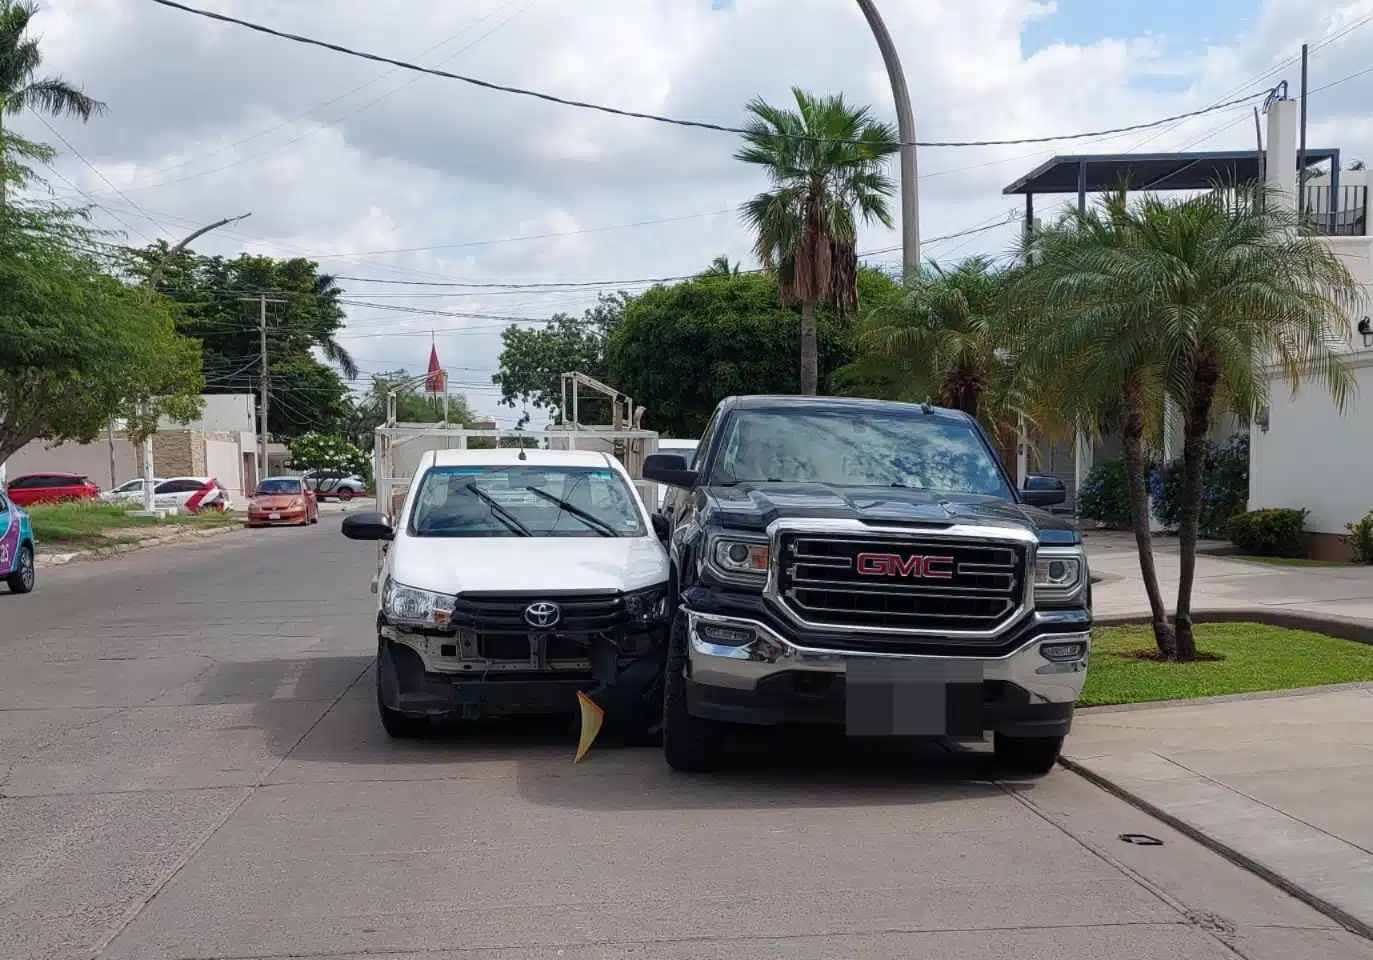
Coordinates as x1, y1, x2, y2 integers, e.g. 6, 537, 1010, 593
1033, 548, 1087, 602
383, 578, 457, 628
707, 536, 770, 585
623, 584, 669, 623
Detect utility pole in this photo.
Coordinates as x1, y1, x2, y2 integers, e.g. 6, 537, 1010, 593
855, 0, 920, 284
241, 295, 287, 484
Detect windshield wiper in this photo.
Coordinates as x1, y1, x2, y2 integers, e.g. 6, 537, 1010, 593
524, 486, 618, 537
463, 482, 532, 537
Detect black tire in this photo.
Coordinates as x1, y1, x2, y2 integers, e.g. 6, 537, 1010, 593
338, 488, 354, 502
993, 733, 1063, 776
376, 650, 429, 739
6, 544, 35, 595
662, 611, 724, 772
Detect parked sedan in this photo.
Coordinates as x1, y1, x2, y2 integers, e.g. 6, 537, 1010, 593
247, 477, 318, 527
152, 477, 233, 513
302, 469, 367, 501
6, 473, 101, 507
101, 478, 166, 502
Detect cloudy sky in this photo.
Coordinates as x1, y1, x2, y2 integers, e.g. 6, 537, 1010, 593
14, 0, 1373, 425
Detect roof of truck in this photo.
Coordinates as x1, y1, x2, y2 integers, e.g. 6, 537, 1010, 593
425, 448, 616, 469
721, 395, 969, 420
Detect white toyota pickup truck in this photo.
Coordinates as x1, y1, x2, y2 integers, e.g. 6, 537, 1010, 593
342, 448, 672, 740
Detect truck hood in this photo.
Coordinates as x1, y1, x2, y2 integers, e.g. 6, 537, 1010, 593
702, 482, 1078, 544
388, 535, 671, 596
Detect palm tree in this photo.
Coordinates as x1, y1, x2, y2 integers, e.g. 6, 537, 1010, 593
858, 257, 1023, 422
700, 254, 740, 278
0, 1, 105, 206
1135, 186, 1360, 658
1014, 192, 1178, 657
311, 272, 359, 380
736, 88, 897, 394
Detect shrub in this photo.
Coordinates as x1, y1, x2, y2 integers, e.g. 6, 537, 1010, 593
1147, 434, 1249, 538
1227, 508, 1309, 557
288, 432, 370, 479
1077, 458, 1135, 528
1344, 509, 1373, 564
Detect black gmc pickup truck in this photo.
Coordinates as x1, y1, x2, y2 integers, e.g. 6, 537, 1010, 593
643, 395, 1092, 775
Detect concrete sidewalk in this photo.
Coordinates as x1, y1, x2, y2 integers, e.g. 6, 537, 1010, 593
1063, 687, 1373, 939
1084, 530, 1373, 625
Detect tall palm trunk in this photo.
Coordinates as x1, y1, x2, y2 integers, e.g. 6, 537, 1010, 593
1121, 374, 1175, 657
1173, 360, 1220, 661
799, 299, 819, 395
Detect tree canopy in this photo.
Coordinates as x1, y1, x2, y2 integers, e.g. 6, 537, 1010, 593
492, 292, 629, 425
605, 269, 898, 437
0, 173, 203, 462
122, 246, 358, 441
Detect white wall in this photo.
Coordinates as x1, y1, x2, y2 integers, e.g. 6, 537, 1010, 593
1249, 359, 1373, 534
159, 394, 255, 434
205, 440, 245, 503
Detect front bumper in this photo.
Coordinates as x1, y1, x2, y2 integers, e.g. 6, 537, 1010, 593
248, 508, 306, 525
683, 608, 1089, 738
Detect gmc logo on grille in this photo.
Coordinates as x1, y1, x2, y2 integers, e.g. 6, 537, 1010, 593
855, 552, 955, 579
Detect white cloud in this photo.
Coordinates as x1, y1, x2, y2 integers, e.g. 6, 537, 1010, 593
15, 0, 1373, 424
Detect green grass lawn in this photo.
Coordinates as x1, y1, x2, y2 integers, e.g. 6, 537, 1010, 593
26, 501, 240, 550
1228, 555, 1363, 568
1081, 622, 1373, 707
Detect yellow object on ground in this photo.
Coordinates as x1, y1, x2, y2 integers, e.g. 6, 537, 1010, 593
574, 691, 605, 763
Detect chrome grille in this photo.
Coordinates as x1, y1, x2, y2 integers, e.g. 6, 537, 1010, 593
776, 534, 1027, 634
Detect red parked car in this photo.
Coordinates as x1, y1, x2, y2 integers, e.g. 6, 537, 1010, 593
6, 473, 101, 507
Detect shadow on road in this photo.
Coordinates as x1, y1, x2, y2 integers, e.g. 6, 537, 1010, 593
257, 661, 1040, 812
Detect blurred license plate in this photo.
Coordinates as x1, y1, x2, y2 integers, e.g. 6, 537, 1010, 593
845, 660, 984, 737
268, 513, 281, 520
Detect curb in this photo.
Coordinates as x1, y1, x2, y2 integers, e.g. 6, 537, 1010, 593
1059, 756, 1373, 942
37, 522, 246, 568
1094, 608, 1373, 646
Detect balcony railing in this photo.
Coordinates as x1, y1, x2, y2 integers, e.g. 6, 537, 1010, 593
1302, 184, 1368, 236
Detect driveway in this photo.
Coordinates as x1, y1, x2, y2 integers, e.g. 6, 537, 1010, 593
1, 521, 1368, 959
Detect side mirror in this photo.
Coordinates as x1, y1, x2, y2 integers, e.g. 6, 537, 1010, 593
651, 513, 671, 542
1022, 475, 1066, 508
643, 453, 698, 489
342, 512, 394, 541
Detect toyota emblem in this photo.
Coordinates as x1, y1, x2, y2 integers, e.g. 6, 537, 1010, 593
524, 601, 562, 629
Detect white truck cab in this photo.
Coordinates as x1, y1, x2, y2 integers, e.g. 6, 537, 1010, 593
342, 448, 672, 739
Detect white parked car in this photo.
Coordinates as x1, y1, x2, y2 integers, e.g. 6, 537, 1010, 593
341, 448, 671, 740
151, 476, 234, 513
101, 478, 166, 502
301, 469, 367, 501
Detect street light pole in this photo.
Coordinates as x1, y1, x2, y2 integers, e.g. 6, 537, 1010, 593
132, 213, 253, 514
854, 0, 920, 284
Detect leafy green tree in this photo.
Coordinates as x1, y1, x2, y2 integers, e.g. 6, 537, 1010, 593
493, 292, 629, 424
0, 167, 203, 463
606, 270, 888, 437
736, 88, 897, 394
0, 0, 104, 208
122, 246, 357, 441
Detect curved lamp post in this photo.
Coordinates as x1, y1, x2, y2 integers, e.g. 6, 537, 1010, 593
855, 0, 920, 284
132, 213, 252, 515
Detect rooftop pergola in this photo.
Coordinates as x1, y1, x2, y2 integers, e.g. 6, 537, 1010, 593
1003, 148, 1345, 232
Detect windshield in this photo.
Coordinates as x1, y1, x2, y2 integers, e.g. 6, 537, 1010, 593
711, 409, 1014, 499
407, 465, 646, 538
257, 479, 302, 495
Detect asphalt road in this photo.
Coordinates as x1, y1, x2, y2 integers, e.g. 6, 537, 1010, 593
2, 515, 1369, 960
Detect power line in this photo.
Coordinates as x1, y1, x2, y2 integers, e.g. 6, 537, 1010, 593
144, 0, 1274, 150
24, 111, 165, 243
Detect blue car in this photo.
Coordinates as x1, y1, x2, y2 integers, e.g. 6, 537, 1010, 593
0, 489, 36, 594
